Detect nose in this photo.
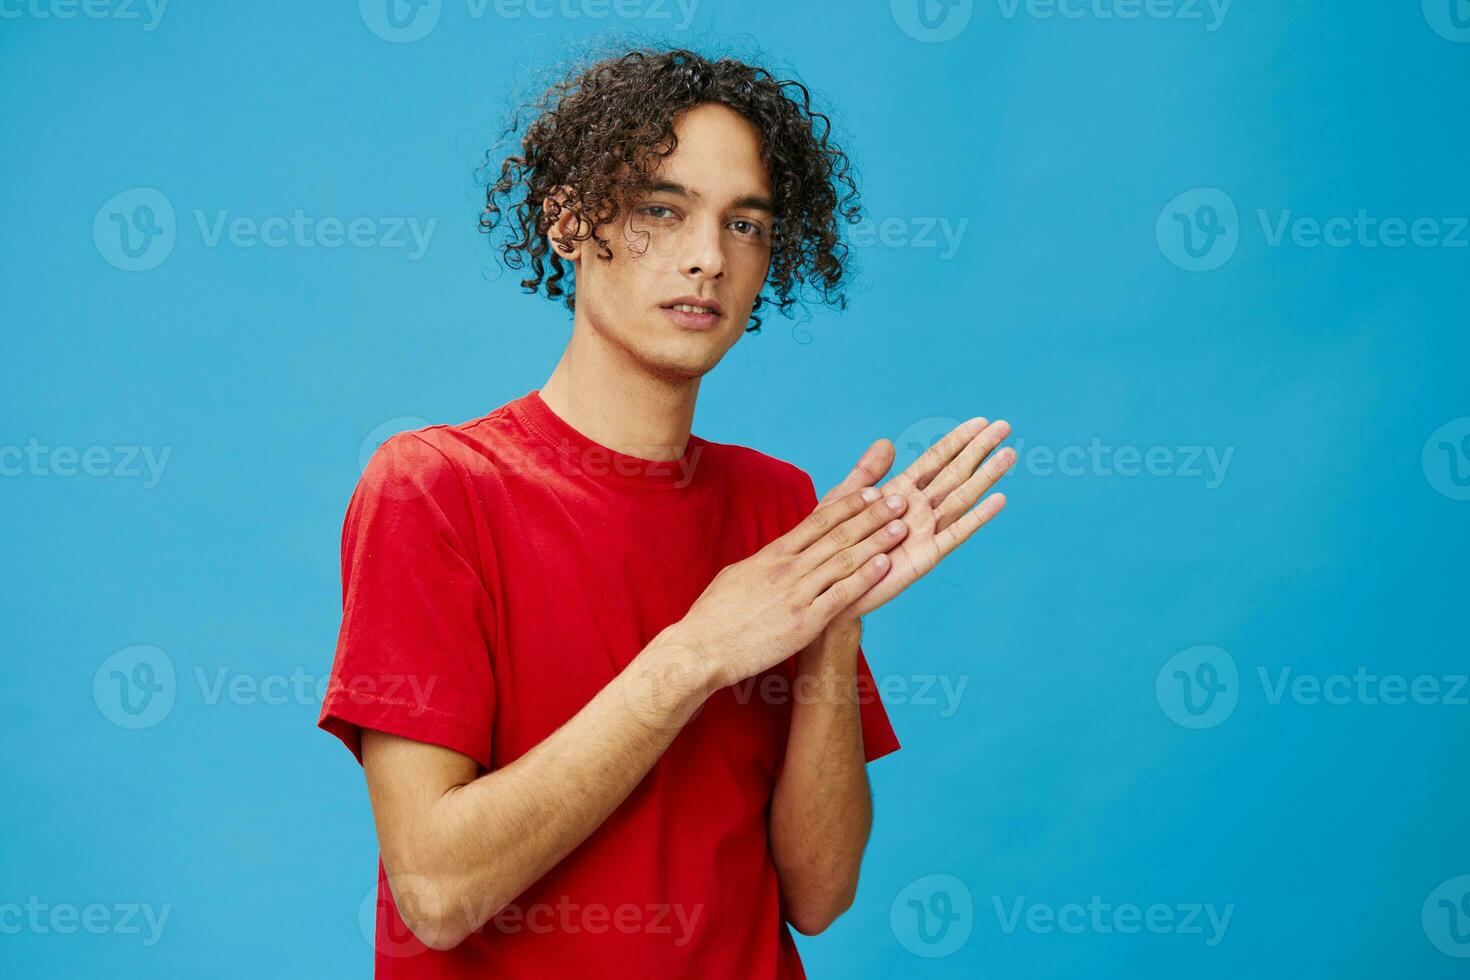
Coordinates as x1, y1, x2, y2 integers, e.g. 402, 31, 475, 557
678, 214, 724, 281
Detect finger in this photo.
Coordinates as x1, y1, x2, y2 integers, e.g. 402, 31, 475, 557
800, 508, 909, 598
811, 551, 893, 623
933, 440, 1017, 532
932, 491, 1008, 558
776, 483, 883, 555
818, 438, 895, 507
888, 416, 989, 495
922, 419, 1011, 510
794, 489, 907, 576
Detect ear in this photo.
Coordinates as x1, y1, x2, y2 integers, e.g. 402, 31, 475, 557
543, 185, 585, 261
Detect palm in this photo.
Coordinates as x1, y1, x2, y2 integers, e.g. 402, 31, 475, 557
818, 417, 1014, 622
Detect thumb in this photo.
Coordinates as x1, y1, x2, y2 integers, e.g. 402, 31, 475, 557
819, 437, 895, 505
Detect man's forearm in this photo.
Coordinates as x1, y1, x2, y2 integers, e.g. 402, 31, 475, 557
767, 622, 874, 935
364, 627, 715, 950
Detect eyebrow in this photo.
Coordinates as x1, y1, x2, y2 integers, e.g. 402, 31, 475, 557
644, 180, 776, 215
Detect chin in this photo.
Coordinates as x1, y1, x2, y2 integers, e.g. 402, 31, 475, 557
638, 344, 724, 381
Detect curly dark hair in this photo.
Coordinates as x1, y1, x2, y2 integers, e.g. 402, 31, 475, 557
478, 46, 864, 333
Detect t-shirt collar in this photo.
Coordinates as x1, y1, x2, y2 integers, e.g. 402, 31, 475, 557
512, 389, 706, 491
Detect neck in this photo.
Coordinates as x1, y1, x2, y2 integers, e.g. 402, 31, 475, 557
538, 312, 700, 462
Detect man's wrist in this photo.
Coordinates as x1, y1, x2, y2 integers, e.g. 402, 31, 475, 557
623, 625, 722, 729
805, 617, 862, 666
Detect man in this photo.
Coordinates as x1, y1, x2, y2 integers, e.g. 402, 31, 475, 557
318, 47, 1016, 978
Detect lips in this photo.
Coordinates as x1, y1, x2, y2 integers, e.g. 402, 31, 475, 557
659, 295, 724, 317
658, 294, 724, 332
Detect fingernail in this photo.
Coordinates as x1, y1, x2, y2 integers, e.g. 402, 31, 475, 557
886, 495, 904, 511
861, 487, 879, 503
888, 519, 905, 535
874, 553, 889, 568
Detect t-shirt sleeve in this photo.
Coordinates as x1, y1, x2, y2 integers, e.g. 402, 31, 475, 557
792, 468, 902, 764
317, 431, 498, 771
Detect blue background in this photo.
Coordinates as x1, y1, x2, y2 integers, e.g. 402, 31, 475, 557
3, 1, 1468, 976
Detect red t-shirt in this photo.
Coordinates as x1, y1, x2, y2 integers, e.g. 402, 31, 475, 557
318, 389, 900, 979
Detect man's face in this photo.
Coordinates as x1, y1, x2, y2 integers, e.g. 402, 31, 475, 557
565, 102, 775, 380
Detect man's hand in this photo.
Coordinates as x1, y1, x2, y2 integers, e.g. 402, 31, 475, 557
765, 416, 1014, 934
817, 416, 1016, 626
667, 478, 913, 689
